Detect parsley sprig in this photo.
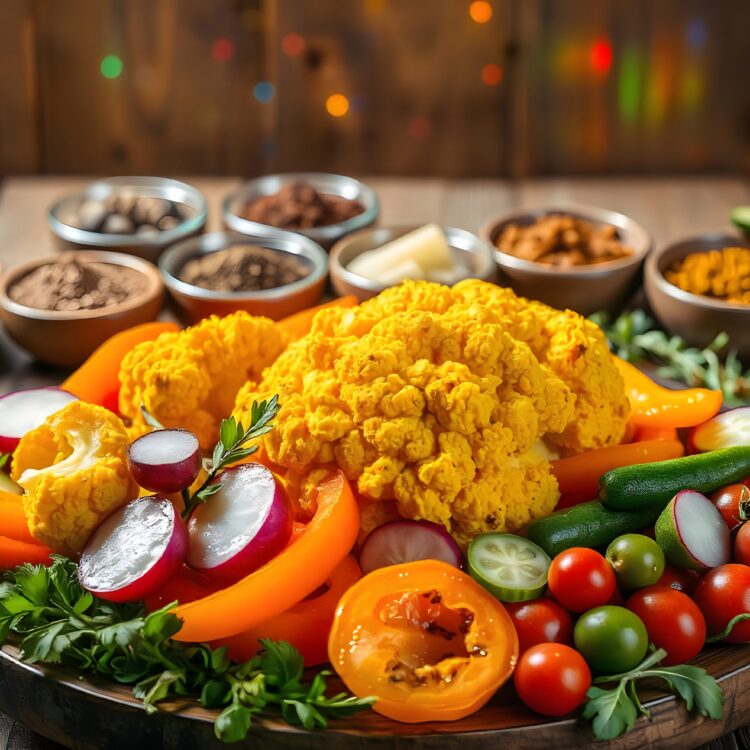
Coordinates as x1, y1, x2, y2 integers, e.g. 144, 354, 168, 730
582, 647, 723, 740
0, 557, 374, 743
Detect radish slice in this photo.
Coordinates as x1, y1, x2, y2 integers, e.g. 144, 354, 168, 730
359, 520, 463, 574
128, 429, 201, 493
655, 490, 731, 571
0, 388, 78, 453
79, 496, 188, 602
186, 463, 292, 583
690, 408, 750, 453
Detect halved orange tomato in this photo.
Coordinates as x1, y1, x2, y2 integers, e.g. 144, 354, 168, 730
328, 560, 518, 723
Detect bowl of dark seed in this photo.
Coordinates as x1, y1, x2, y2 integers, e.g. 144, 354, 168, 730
222, 173, 379, 249
0, 251, 164, 366
159, 231, 328, 323
48, 176, 208, 262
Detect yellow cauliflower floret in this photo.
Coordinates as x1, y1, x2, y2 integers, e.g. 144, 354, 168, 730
11, 402, 134, 554
118, 312, 285, 449
234, 280, 628, 543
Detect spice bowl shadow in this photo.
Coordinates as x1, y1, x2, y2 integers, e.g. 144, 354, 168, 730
159, 231, 328, 323
0, 251, 164, 367
645, 232, 750, 357
480, 204, 652, 317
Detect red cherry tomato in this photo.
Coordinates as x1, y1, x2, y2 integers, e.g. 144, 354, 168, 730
735, 524, 750, 566
626, 586, 706, 665
710, 484, 750, 530
505, 599, 574, 654
547, 548, 617, 613
693, 564, 750, 644
654, 563, 700, 595
514, 643, 591, 717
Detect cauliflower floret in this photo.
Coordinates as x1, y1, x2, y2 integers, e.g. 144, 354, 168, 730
234, 280, 629, 543
118, 312, 285, 449
11, 402, 134, 554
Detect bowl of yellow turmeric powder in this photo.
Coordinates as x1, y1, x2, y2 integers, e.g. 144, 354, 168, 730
645, 232, 750, 356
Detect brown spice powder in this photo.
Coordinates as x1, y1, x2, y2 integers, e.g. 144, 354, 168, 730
9, 256, 147, 312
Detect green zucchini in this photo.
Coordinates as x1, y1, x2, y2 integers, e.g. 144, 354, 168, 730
599, 447, 750, 512
526, 501, 661, 558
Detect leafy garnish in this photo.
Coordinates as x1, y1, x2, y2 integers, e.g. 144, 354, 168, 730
591, 310, 750, 406
0, 453, 9, 471
582, 648, 723, 740
181, 396, 280, 517
706, 613, 750, 643
0, 556, 374, 743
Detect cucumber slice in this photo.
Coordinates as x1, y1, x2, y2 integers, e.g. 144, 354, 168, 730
467, 533, 550, 602
731, 206, 750, 233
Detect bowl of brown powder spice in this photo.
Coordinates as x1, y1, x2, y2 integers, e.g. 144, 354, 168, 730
0, 251, 164, 367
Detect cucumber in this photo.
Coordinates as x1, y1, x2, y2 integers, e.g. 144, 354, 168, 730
731, 205, 750, 233
600, 447, 750, 512
526, 501, 661, 558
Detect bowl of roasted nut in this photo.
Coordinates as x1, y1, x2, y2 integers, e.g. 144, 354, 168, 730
222, 173, 379, 250
48, 176, 208, 262
480, 204, 652, 316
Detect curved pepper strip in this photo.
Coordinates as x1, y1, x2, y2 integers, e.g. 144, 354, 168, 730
173, 470, 360, 643
0, 491, 34, 543
62, 321, 179, 409
552, 438, 685, 509
215, 556, 361, 666
614, 357, 722, 429
277, 296, 357, 342
0, 536, 52, 569
632, 424, 679, 442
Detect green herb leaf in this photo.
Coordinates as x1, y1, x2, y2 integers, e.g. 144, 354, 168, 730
706, 612, 750, 643
0, 453, 9, 471
582, 684, 638, 741
215, 703, 253, 743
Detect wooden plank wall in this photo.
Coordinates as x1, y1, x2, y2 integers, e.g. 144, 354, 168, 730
0, 0, 748, 178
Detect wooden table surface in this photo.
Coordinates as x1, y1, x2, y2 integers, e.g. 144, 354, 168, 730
1, 175, 750, 750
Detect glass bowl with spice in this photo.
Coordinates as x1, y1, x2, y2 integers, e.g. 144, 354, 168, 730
222, 173, 379, 250
645, 232, 750, 357
480, 205, 652, 316
158, 231, 328, 323
48, 176, 208, 263
0, 251, 164, 367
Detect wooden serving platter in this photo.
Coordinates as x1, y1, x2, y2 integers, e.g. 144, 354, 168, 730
1, 642, 749, 750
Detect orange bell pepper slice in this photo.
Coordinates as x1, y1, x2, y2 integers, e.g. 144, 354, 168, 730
277, 296, 357, 342
552, 438, 685, 509
173, 470, 360, 642
0, 491, 34, 544
614, 357, 723, 429
62, 321, 179, 408
632, 424, 679, 442
0, 535, 52, 569
328, 560, 518, 723
216, 556, 361, 666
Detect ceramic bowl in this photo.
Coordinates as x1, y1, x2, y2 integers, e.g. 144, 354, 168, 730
645, 232, 750, 356
48, 176, 208, 263
0, 251, 164, 367
222, 172, 379, 250
329, 225, 496, 302
159, 230, 328, 323
480, 204, 652, 316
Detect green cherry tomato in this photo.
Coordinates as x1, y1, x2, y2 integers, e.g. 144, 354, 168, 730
605, 533, 665, 590
574, 605, 648, 674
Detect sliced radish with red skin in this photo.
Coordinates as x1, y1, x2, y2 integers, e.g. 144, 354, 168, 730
655, 490, 732, 571
187, 463, 292, 583
690, 408, 750, 453
79, 496, 188, 603
359, 520, 463, 574
0, 388, 78, 453
128, 429, 201, 493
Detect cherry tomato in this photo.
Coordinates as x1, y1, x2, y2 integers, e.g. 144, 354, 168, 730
626, 586, 706, 665
606, 534, 665, 590
505, 599, 574, 654
654, 564, 700, 595
735, 524, 750, 566
514, 643, 591, 717
574, 605, 648, 674
710, 484, 750, 530
693, 564, 750, 644
548, 548, 617, 613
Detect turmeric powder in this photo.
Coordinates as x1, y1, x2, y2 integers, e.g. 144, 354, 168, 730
666, 247, 750, 305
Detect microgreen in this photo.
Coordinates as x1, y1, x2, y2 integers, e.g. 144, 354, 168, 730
181, 396, 280, 517
0, 557, 374, 743
582, 647, 723, 740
